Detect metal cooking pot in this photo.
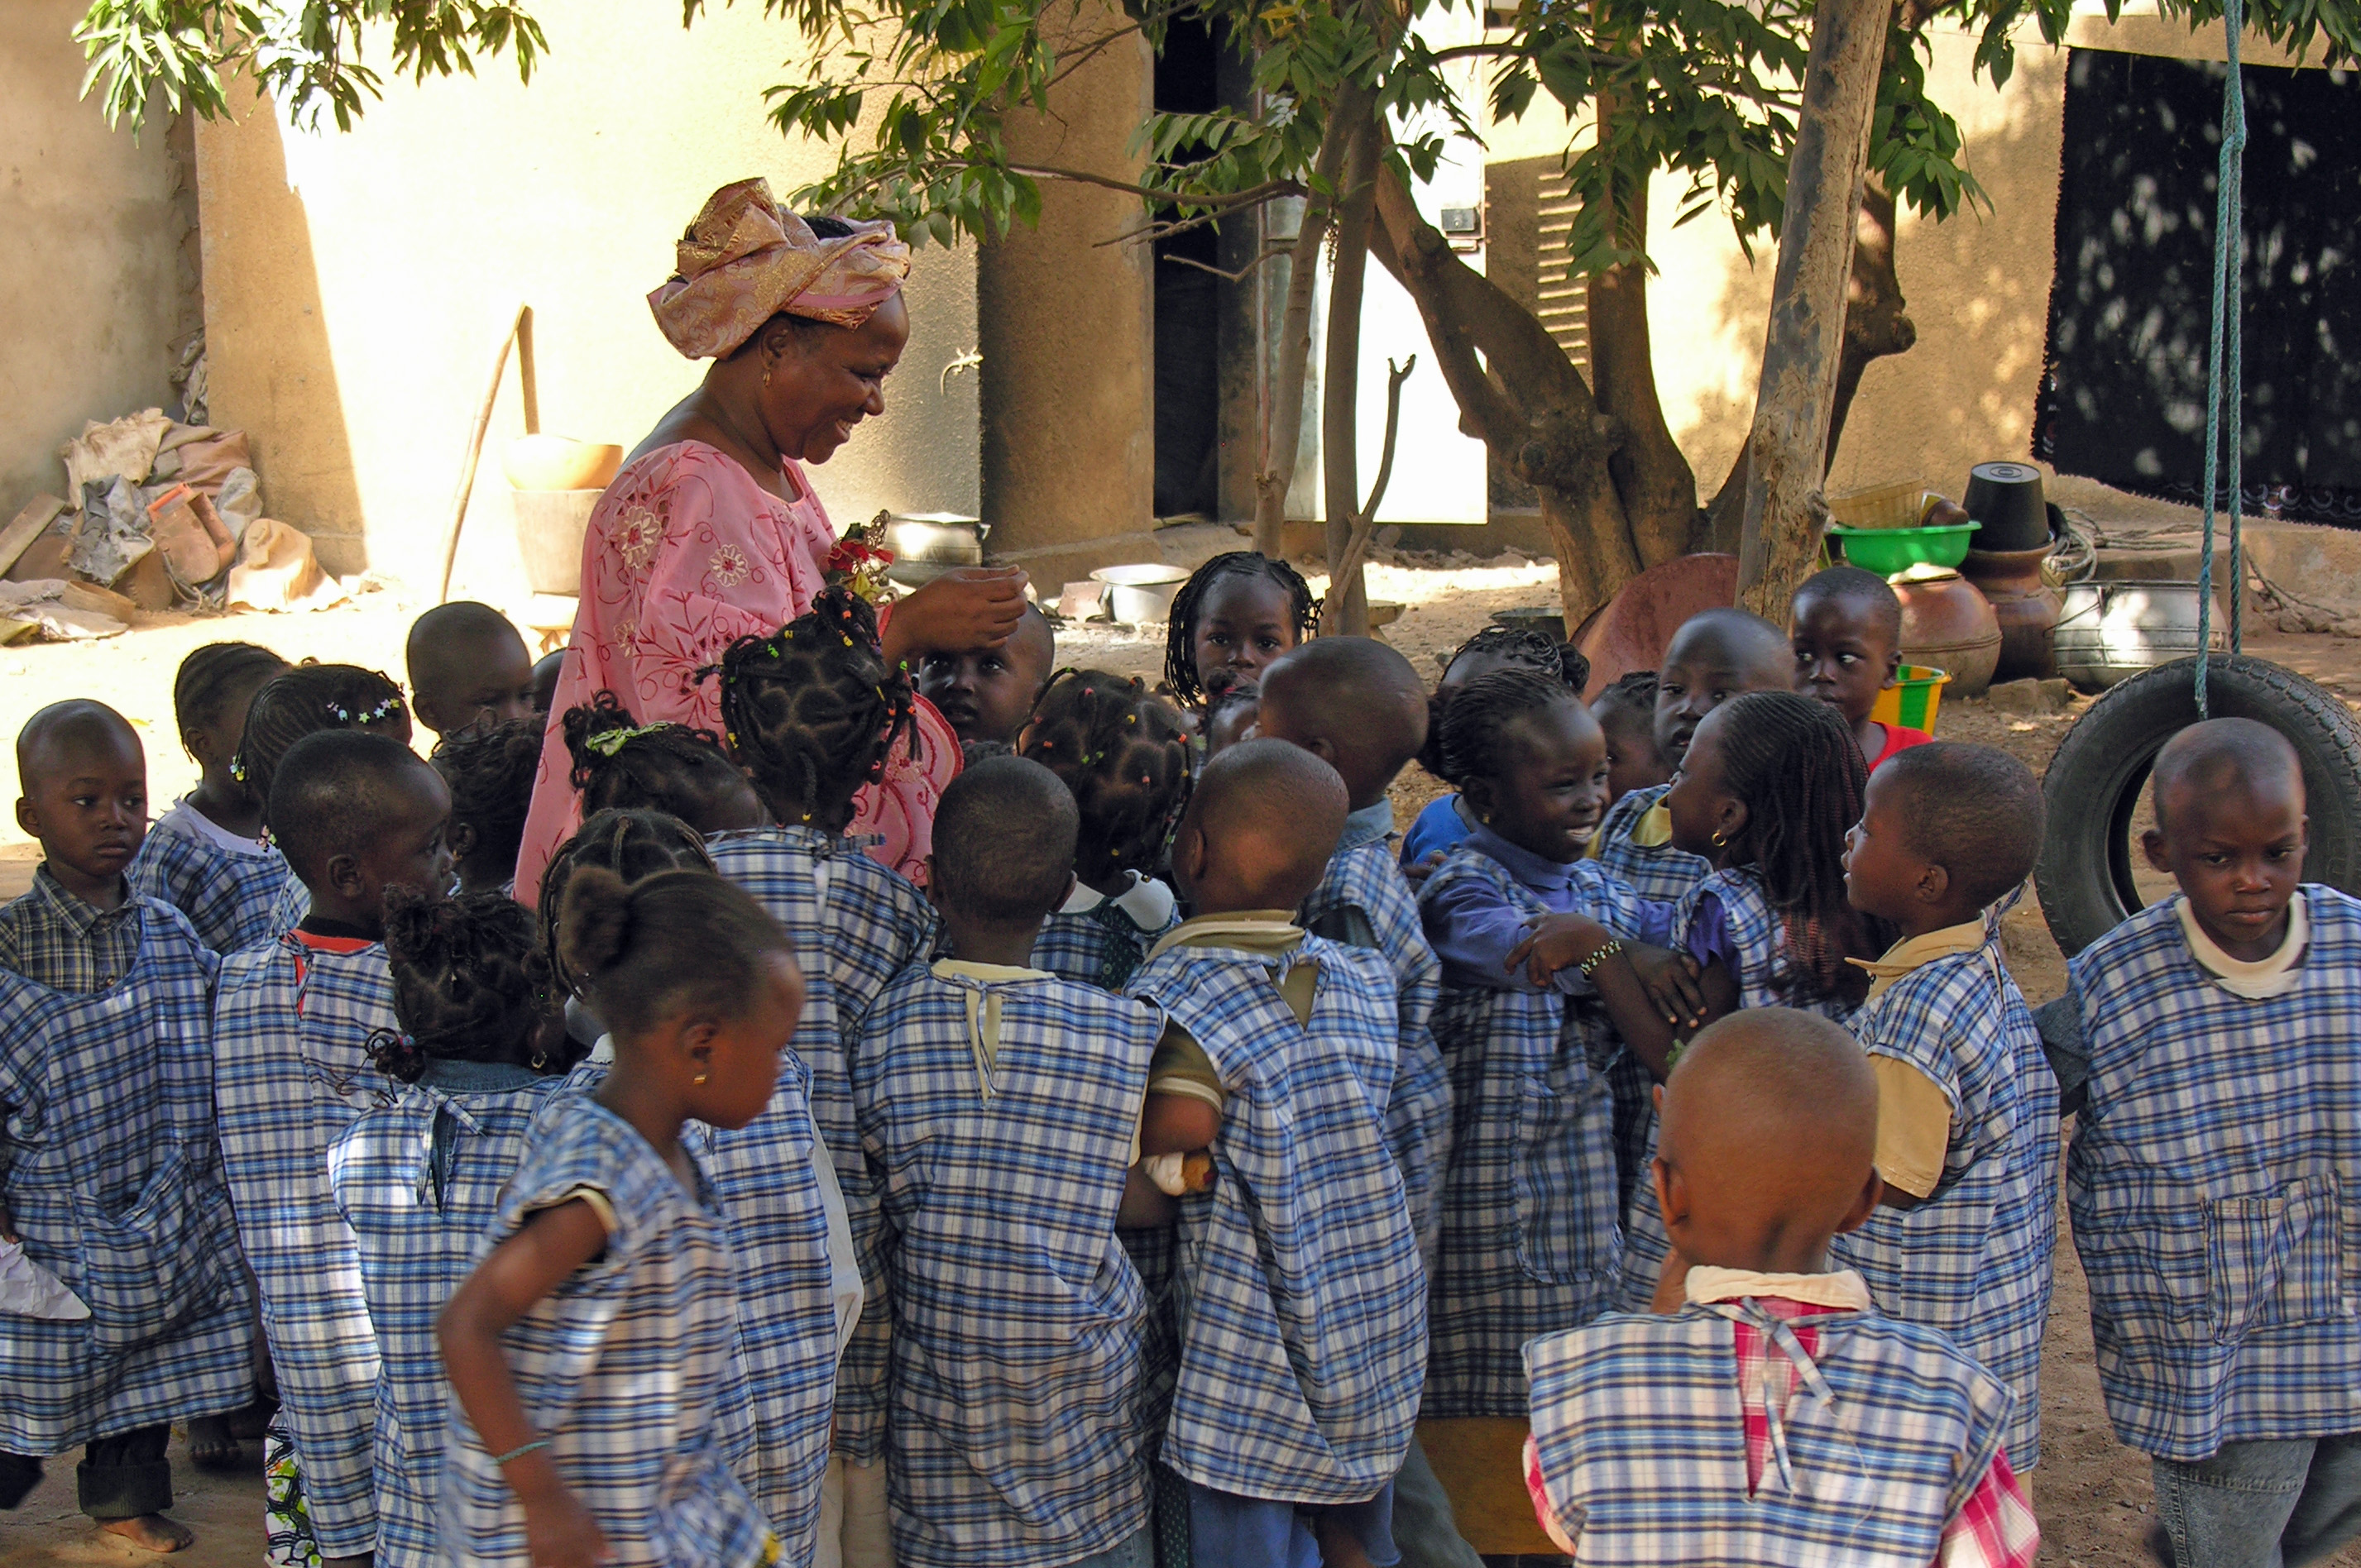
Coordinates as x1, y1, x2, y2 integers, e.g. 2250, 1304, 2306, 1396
2052, 580, 2228, 692
884, 514, 989, 589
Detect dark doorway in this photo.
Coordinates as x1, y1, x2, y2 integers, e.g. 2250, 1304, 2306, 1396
2037, 52, 2361, 527
1153, 16, 1224, 519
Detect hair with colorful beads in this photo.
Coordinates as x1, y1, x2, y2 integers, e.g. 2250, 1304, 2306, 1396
538, 807, 718, 1001
708, 587, 917, 825
1421, 624, 1586, 778
367, 887, 555, 1083
562, 690, 752, 829
1018, 667, 1194, 887
429, 716, 546, 890
236, 662, 412, 821
1161, 552, 1319, 705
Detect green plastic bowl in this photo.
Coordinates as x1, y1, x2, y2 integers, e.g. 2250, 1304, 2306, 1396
1826, 521, 1981, 576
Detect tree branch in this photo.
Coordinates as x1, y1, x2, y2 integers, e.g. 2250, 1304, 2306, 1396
1005, 165, 1302, 208
1319, 352, 1419, 636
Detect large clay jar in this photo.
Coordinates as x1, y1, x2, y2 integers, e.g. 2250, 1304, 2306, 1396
1893, 568, 2003, 698
1960, 543, 2062, 681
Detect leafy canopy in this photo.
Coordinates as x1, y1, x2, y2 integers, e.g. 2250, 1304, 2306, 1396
79, 0, 2358, 270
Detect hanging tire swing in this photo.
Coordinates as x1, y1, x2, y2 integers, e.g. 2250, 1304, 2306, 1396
2033, 0, 2361, 959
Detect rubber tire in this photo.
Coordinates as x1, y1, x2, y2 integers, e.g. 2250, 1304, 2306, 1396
2036, 654, 2361, 959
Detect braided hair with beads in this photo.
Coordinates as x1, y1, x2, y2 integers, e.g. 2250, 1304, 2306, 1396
1708, 689, 1889, 1004
561, 690, 750, 825
366, 887, 558, 1084
537, 807, 718, 1002
1433, 666, 1579, 788
172, 641, 290, 753
1018, 668, 1194, 887
707, 586, 917, 826
1420, 625, 1588, 778
1161, 552, 1319, 706
430, 716, 548, 892
235, 662, 412, 821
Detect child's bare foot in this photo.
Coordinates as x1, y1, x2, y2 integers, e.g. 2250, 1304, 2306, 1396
98, 1513, 194, 1553
186, 1414, 242, 1471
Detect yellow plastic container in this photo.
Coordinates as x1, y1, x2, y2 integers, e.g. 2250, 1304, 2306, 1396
1870, 664, 1950, 731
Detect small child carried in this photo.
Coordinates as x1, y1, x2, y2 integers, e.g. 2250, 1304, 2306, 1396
855, 756, 1165, 1567
129, 641, 297, 953
0, 701, 252, 1553
327, 890, 570, 1567
1131, 739, 1425, 1568
437, 866, 802, 1568
1831, 742, 2059, 1475
1522, 1007, 2039, 1568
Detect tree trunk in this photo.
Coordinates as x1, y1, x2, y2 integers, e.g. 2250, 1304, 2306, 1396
1367, 167, 1645, 626
1734, 0, 1897, 620
1321, 114, 1382, 635
1252, 91, 1366, 557
1584, 132, 1698, 566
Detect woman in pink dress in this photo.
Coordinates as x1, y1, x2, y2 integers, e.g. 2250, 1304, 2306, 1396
515, 179, 1027, 901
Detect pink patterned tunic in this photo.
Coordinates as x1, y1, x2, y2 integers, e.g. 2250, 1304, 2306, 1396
513, 440, 957, 902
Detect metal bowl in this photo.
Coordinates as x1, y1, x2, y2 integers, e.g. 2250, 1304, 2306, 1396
1092, 563, 1190, 624
884, 514, 989, 589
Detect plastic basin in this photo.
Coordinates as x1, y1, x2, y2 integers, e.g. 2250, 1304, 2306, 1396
1828, 522, 1981, 576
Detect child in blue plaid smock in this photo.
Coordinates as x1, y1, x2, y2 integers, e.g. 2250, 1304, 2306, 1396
536, 807, 722, 1059
1411, 668, 1688, 1554
558, 691, 769, 836
2057, 719, 2361, 1568
1833, 743, 2057, 1474
1132, 740, 1425, 1568
855, 757, 1164, 1568
326, 889, 570, 1568
1398, 624, 1585, 868
1016, 670, 1190, 991
0, 700, 251, 1554
129, 641, 296, 954
1159, 552, 1317, 713
217, 729, 454, 1568
1540, 691, 1881, 1312
1589, 670, 1667, 810
1522, 1007, 2038, 1568
706, 587, 936, 1564
438, 864, 800, 1568
430, 717, 548, 896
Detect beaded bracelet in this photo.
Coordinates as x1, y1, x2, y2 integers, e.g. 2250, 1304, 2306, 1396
1578, 938, 1624, 979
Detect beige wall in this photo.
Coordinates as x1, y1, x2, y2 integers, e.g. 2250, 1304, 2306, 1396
2, 0, 199, 523
193, 0, 979, 592
1481, 12, 2307, 514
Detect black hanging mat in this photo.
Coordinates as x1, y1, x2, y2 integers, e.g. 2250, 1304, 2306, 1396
2035, 50, 2361, 528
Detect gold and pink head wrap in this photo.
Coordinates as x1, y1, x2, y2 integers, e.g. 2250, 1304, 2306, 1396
649, 178, 912, 359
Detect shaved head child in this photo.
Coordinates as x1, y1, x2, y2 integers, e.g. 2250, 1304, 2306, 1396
2059, 719, 2361, 1568
1833, 742, 2057, 1472
1522, 1009, 2038, 1564
0, 701, 251, 1553
214, 730, 452, 1567
854, 756, 1166, 1566
405, 601, 537, 739
1128, 740, 1426, 1568
1792, 566, 1933, 772
916, 599, 1057, 748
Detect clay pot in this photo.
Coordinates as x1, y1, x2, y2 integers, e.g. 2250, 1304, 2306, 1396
1893, 568, 2002, 699
1960, 544, 2062, 682
1571, 552, 1741, 699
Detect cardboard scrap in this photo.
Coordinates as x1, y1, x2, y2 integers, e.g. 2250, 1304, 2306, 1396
0, 497, 65, 577
2, 580, 127, 641
58, 409, 170, 500
228, 519, 347, 613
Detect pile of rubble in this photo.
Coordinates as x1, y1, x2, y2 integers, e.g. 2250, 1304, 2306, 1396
2, 404, 342, 643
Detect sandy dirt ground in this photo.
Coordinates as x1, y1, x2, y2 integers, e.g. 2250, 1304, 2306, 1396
3, 560, 2359, 1567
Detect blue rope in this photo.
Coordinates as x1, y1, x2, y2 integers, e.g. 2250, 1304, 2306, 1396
2196, 0, 2248, 715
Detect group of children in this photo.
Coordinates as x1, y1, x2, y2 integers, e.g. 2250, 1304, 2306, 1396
2, 543, 2354, 1568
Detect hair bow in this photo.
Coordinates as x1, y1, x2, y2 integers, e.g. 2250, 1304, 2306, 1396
584, 723, 666, 758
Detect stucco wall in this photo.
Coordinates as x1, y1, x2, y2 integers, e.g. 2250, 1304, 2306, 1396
2, 0, 198, 524
192, 0, 979, 592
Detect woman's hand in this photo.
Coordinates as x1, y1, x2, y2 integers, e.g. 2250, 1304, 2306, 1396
879, 567, 1030, 669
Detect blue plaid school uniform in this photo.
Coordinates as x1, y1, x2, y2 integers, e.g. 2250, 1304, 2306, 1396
2066, 887, 2361, 1462
1524, 1290, 2015, 1567
1831, 933, 2057, 1470
1618, 868, 1857, 1311
439, 1094, 776, 1568
326, 1063, 570, 1568
1588, 784, 1710, 1214
1031, 886, 1180, 992
0, 900, 251, 1454
128, 807, 300, 954
215, 933, 400, 1557
1128, 933, 1426, 1504
707, 826, 931, 1485
1305, 835, 1453, 1257
1416, 845, 1663, 1417
855, 959, 1161, 1568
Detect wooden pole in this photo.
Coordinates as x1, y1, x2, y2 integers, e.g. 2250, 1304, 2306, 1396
437, 302, 534, 604
1733, 0, 1894, 621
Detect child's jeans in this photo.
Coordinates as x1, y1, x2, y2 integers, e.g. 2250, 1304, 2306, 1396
2153, 1435, 2361, 1568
